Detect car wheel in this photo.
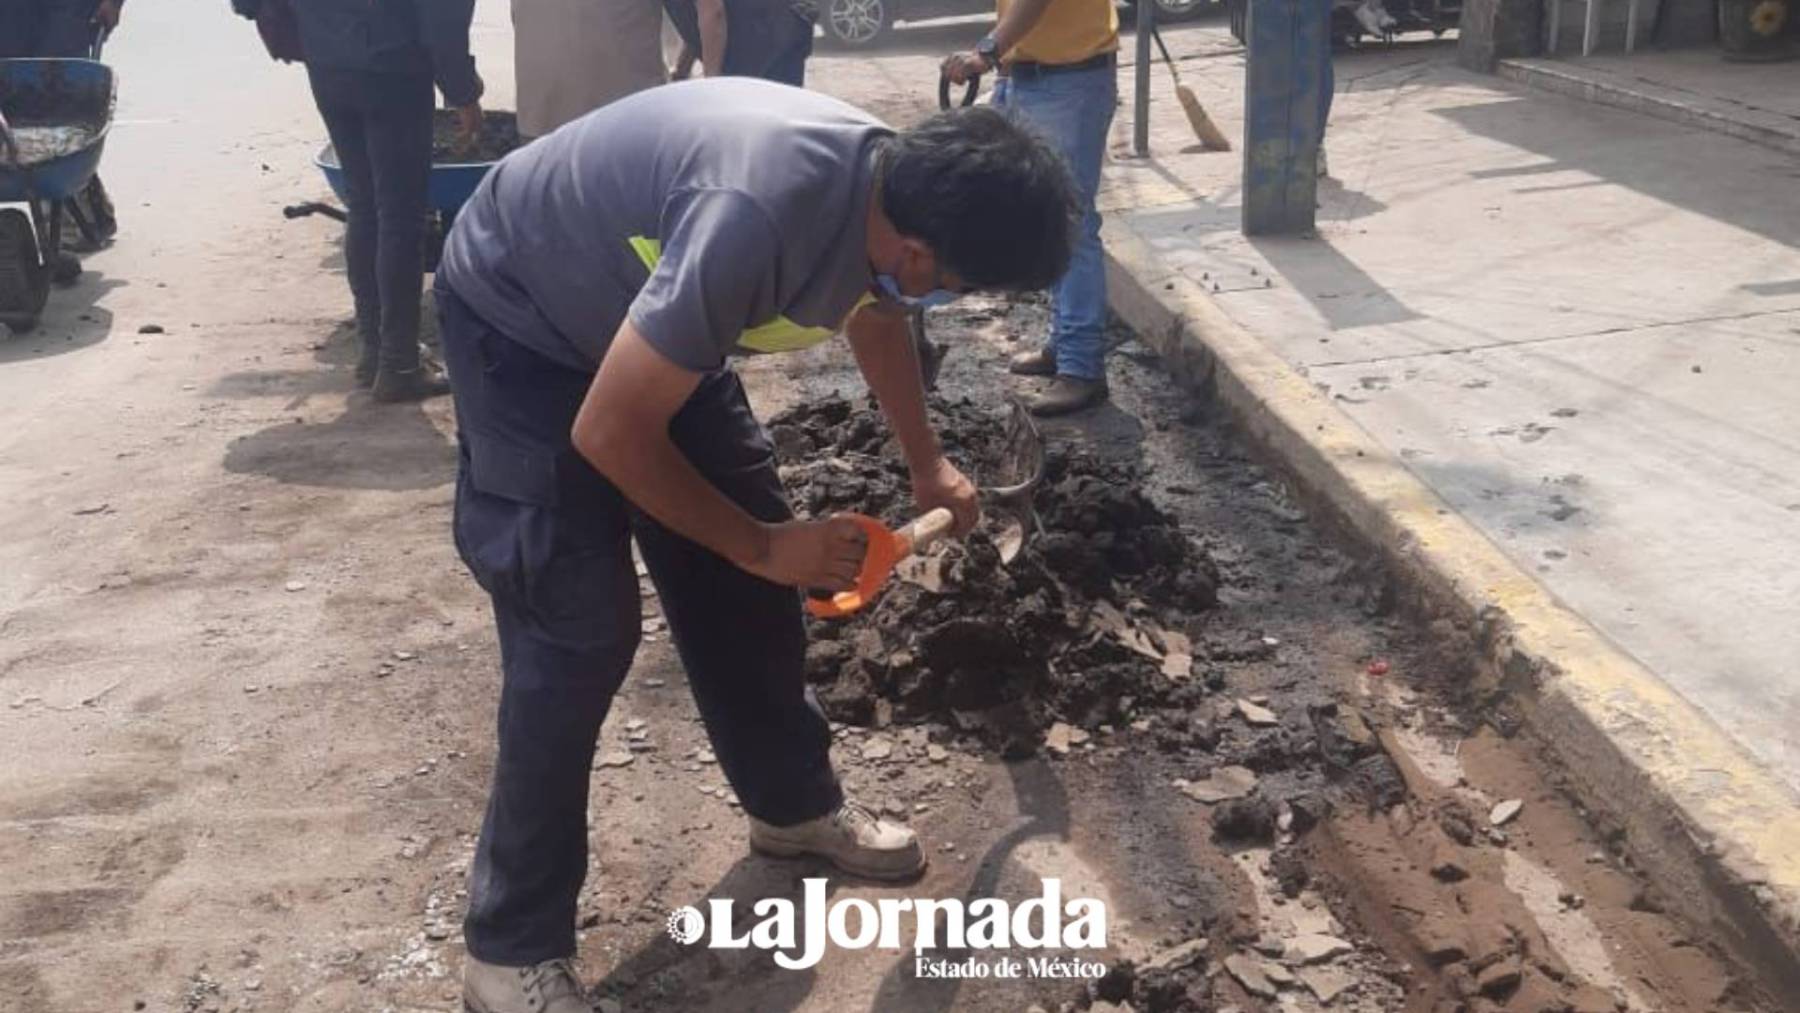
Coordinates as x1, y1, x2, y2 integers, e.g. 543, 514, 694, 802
823, 0, 891, 47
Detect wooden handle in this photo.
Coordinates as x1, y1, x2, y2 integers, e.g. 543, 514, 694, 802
896, 507, 956, 556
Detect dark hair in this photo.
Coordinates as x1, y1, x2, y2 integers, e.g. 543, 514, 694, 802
878, 107, 1077, 292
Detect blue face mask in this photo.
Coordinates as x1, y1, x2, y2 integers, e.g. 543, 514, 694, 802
873, 273, 960, 309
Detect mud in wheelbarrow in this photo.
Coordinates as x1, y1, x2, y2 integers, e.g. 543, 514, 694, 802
283, 116, 510, 273
0, 57, 116, 333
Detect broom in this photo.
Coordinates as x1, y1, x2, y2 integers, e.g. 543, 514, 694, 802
1149, 26, 1232, 152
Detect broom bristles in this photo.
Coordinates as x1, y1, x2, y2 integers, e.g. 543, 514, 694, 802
1177, 85, 1232, 152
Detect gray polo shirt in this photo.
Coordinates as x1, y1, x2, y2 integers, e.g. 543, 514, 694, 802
438, 78, 891, 374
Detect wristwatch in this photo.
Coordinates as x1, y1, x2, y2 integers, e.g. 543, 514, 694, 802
975, 34, 1001, 70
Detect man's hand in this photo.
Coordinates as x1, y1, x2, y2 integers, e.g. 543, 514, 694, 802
743, 516, 870, 591
454, 101, 483, 153
92, 0, 121, 29
911, 457, 980, 536
941, 51, 987, 86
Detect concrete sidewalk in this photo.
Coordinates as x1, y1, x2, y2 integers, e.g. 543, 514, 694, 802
1499, 50, 1800, 158
1097, 30, 1800, 981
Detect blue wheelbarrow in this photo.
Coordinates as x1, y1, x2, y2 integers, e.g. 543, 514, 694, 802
0, 57, 116, 332
283, 134, 498, 272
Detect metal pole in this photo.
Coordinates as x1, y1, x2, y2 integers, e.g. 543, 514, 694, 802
1133, 0, 1153, 156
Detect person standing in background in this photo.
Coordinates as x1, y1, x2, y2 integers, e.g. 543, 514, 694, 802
943, 0, 1118, 417
664, 0, 817, 86
232, 0, 483, 402
513, 0, 669, 139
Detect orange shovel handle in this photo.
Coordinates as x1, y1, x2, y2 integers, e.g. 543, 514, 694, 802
804, 508, 956, 619
805, 514, 901, 619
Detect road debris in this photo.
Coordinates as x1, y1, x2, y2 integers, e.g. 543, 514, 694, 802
1236, 698, 1279, 726
1286, 933, 1354, 965
1490, 798, 1524, 826
777, 394, 1218, 752
1175, 765, 1257, 804
1223, 954, 1278, 999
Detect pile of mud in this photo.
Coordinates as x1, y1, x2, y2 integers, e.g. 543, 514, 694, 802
431, 110, 522, 164
774, 394, 1221, 755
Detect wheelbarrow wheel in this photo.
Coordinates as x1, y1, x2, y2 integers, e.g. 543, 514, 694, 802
0, 208, 49, 334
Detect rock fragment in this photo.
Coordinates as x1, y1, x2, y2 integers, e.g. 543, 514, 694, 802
1237, 699, 1279, 726
1175, 765, 1257, 804
1299, 966, 1356, 1004
1139, 937, 1208, 975
1223, 954, 1277, 999
1285, 933, 1353, 965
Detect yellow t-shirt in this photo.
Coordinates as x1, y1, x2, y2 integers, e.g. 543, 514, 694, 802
999, 0, 1119, 66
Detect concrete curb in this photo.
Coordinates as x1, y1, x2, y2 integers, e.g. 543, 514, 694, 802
1496, 58, 1800, 160
1101, 223, 1800, 997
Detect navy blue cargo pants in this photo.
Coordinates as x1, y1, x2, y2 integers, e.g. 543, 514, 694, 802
436, 283, 844, 966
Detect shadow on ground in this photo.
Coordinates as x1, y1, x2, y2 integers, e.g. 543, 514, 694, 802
0, 272, 125, 364
222, 397, 454, 491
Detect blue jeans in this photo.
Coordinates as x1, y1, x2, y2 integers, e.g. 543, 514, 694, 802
997, 63, 1117, 381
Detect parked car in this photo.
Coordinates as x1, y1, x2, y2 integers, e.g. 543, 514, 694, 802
1224, 0, 1461, 47
820, 0, 1216, 49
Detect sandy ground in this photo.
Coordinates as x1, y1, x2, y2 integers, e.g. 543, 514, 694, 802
0, 6, 1785, 1013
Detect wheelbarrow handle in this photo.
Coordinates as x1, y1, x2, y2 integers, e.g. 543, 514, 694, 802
938, 72, 981, 110
283, 201, 348, 223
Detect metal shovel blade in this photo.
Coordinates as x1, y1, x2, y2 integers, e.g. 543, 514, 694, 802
984, 398, 1047, 564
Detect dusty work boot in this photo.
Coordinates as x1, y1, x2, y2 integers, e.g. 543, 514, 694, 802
463, 956, 594, 1013
1027, 376, 1108, 417
749, 800, 926, 881
371, 365, 451, 403
1008, 345, 1057, 377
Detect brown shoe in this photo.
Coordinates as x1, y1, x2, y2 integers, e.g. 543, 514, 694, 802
1008, 346, 1057, 377
1027, 376, 1108, 417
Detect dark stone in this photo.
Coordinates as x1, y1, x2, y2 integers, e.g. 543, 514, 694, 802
1094, 960, 1136, 1003
1211, 797, 1278, 844
1269, 848, 1309, 897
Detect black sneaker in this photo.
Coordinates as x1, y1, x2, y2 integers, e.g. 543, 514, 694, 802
371, 366, 450, 403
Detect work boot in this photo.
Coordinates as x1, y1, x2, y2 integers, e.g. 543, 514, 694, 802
749, 800, 926, 881
1027, 376, 1108, 417
354, 345, 380, 389
1008, 345, 1057, 377
371, 365, 450, 403
463, 956, 593, 1013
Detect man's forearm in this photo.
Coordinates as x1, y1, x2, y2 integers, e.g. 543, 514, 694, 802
846, 307, 943, 472
572, 324, 770, 568
580, 428, 770, 567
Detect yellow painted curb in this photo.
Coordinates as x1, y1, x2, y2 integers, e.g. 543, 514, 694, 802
1102, 222, 1800, 995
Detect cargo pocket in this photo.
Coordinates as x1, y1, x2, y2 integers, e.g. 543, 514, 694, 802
452, 430, 564, 607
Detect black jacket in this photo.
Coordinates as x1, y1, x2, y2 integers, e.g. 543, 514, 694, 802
233, 0, 482, 106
